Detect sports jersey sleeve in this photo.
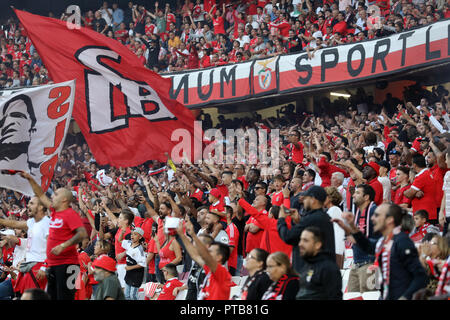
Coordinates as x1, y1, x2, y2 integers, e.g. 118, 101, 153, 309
66, 211, 84, 231
411, 174, 425, 191
121, 239, 131, 250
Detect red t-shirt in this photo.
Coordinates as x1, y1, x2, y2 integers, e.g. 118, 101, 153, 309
147, 239, 157, 274
411, 169, 437, 219
114, 226, 131, 264
134, 216, 153, 243
393, 184, 412, 206
287, 142, 304, 164
271, 190, 284, 206
210, 201, 227, 223
225, 223, 239, 269
47, 207, 84, 266
237, 175, 249, 190
333, 21, 347, 36
368, 178, 384, 206
115, 29, 128, 43
157, 217, 166, 247
213, 16, 226, 35
157, 278, 184, 300
245, 209, 266, 253
431, 164, 447, 208
166, 13, 176, 30
198, 264, 232, 300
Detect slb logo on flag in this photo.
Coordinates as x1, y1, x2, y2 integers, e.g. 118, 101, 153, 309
15, 9, 201, 167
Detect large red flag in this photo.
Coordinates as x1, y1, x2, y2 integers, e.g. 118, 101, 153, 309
14, 9, 201, 167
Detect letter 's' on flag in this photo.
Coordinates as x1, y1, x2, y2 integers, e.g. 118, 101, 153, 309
14, 9, 201, 167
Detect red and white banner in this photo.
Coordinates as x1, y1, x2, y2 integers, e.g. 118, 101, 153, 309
14, 9, 201, 167
165, 19, 450, 108
0, 81, 75, 196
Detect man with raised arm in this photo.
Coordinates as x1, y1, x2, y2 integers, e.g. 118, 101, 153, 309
19, 171, 87, 300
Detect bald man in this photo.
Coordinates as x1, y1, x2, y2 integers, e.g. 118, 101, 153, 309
20, 171, 87, 300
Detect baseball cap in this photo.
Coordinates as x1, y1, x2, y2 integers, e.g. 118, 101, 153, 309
367, 161, 380, 175
299, 185, 327, 203
418, 137, 429, 142
92, 255, 117, 273
132, 227, 145, 237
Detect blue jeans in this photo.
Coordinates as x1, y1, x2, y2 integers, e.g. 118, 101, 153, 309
0, 279, 14, 300
124, 283, 139, 300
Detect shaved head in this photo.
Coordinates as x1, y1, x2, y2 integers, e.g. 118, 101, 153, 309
51, 188, 74, 211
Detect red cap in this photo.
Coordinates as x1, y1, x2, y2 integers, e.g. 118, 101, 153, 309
209, 188, 221, 199
92, 255, 116, 273
367, 161, 380, 175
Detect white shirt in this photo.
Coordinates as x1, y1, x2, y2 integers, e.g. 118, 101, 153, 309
327, 206, 345, 255
26, 216, 50, 262
121, 240, 147, 267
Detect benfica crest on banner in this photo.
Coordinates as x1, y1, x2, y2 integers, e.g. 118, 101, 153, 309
14, 9, 201, 167
0, 81, 75, 196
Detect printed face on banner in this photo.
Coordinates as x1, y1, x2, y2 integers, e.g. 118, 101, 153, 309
0, 94, 36, 164
0, 81, 75, 196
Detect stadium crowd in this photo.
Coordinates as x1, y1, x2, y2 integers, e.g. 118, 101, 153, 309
0, 75, 450, 300
0, 0, 450, 302
1, 0, 450, 84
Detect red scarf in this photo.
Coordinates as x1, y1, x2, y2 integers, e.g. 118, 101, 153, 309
371, 227, 400, 300
435, 256, 450, 296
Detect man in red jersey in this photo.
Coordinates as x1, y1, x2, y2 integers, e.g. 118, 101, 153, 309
176, 219, 233, 300
405, 154, 438, 223
286, 130, 304, 164
20, 171, 87, 300
363, 161, 384, 206
156, 263, 184, 300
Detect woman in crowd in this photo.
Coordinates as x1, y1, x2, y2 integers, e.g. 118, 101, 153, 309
418, 234, 450, 293
261, 251, 299, 300
236, 248, 272, 300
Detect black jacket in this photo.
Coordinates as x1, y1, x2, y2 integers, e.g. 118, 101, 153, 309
241, 270, 272, 300
296, 252, 343, 300
353, 230, 428, 300
277, 208, 335, 273
141, 37, 160, 69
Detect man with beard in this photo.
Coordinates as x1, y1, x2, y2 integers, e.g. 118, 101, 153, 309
141, 196, 174, 283
348, 184, 379, 293
277, 186, 335, 273
334, 204, 427, 300
0, 196, 50, 298
296, 226, 342, 300
0, 94, 39, 174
